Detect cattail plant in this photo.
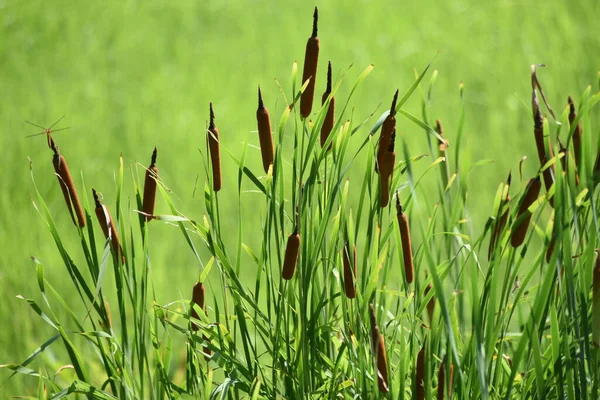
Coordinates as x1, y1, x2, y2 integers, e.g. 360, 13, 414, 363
415, 340, 427, 400
300, 7, 319, 119
142, 147, 158, 221
436, 119, 450, 187
369, 305, 389, 393
342, 241, 357, 298
488, 171, 511, 260
49, 137, 86, 228
191, 282, 211, 359
424, 283, 435, 323
531, 67, 554, 206
379, 130, 396, 207
256, 86, 274, 173
568, 96, 582, 170
320, 61, 335, 150
437, 356, 454, 400
282, 228, 300, 280
594, 151, 600, 185
396, 194, 414, 284
510, 175, 541, 248
593, 252, 600, 347
208, 102, 222, 192
93, 188, 125, 264
377, 90, 398, 172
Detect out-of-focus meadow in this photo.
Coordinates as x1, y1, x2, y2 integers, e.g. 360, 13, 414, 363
0, 0, 598, 394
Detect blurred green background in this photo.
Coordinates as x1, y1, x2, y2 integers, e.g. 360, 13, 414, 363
1, 0, 598, 394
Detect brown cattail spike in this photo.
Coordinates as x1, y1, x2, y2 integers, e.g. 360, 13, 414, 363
488, 171, 511, 260
93, 189, 125, 264
257, 86, 275, 173
342, 242, 357, 298
568, 96, 582, 171
369, 305, 389, 393
425, 283, 435, 323
208, 102, 222, 192
416, 341, 427, 400
191, 282, 206, 331
379, 130, 396, 207
300, 7, 320, 119
51, 139, 86, 228
320, 61, 335, 150
510, 176, 542, 248
531, 68, 554, 207
396, 194, 415, 283
377, 90, 399, 173
282, 230, 301, 280
142, 147, 159, 222
593, 252, 600, 347
437, 356, 454, 400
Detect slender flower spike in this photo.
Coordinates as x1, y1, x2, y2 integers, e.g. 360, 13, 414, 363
208, 102, 222, 192
379, 130, 396, 207
416, 340, 427, 400
282, 229, 300, 280
342, 241, 357, 298
488, 171, 511, 260
320, 61, 335, 150
397, 194, 414, 283
369, 305, 389, 393
593, 252, 600, 347
142, 147, 158, 221
376, 90, 398, 173
531, 67, 554, 207
510, 176, 541, 248
93, 189, 125, 264
257, 86, 274, 173
437, 356, 454, 400
568, 96, 582, 171
300, 7, 319, 119
50, 137, 85, 228
191, 282, 211, 359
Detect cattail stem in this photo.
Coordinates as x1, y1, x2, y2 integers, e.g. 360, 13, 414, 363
208, 102, 222, 192
300, 7, 320, 119
50, 138, 85, 228
257, 86, 275, 173
282, 230, 300, 280
93, 189, 125, 264
142, 147, 158, 222
397, 194, 414, 283
320, 61, 335, 150
343, 242, 357, 298
510, 176, 541, 248
379, 130, 396, 207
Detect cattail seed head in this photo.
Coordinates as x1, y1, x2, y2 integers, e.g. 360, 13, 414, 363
343, 242, 357, 298
416, 341, 427, 400
300, 7, 320, 119
142, 147, 158, 222
593, 252, 600, 347
191, 282, 205, 331
282, 230, 300, 280
93, 189, 125, 264
376, 90, 398, 173
531, 71, 554, 207
208, 102, 222, 192
425, 283, 435, 323
510, 176, 542, 248
50, 139, 85, 228
379, 130, 396, 207
257, 86, 275, 173
320, 61, 335, 150
397, 194, 414, 283
369, 305, 389, 392
568, 96, 582, 170
488, 171, 511, 260
437, 356, 454, 400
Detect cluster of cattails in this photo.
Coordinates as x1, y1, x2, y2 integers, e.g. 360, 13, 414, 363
488, 172, 511, 259
256, 87, 274, 173
191, 282, 211, 359
530, 66, 554, 207
207, 102, 222, 192
282, 228, 300, 280
369, 305, 389, 393
300, 7, 320, 119
397, 195, 414, 284
142, 147, 159, 221
342, 241, 357, 298
510, 176, 541, 248
320, 61, 335, 150
49, 137, 86, 228
93, 188, 125, 264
